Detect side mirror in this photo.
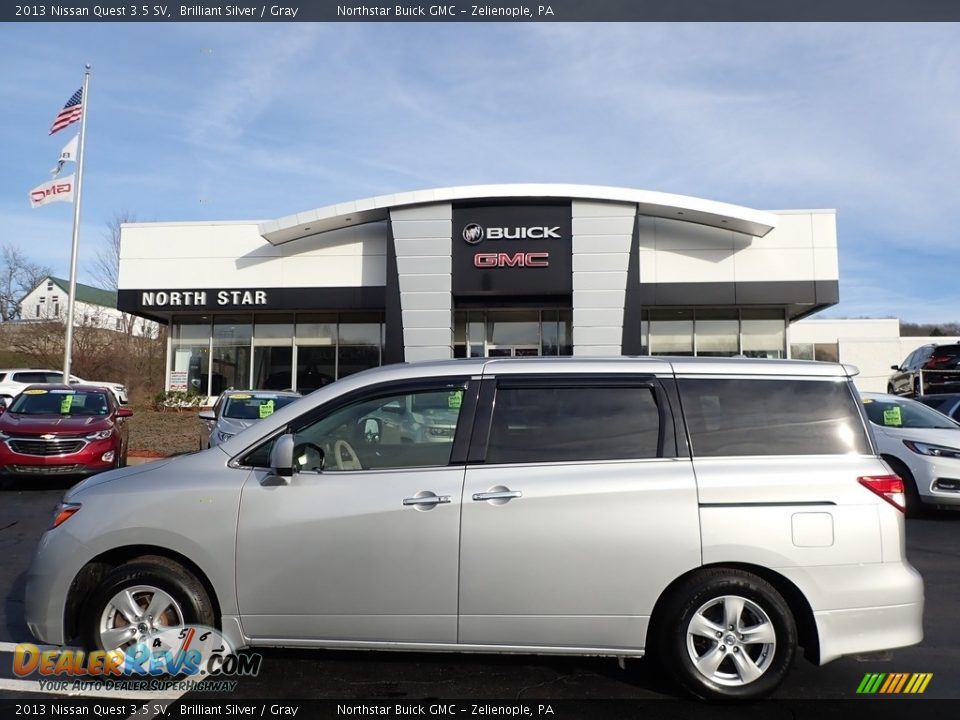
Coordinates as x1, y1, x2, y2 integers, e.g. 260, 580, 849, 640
116, 407, 134, 418
269, 433, 296, 478
198, 409, 216, 422
890, 365, 900, 371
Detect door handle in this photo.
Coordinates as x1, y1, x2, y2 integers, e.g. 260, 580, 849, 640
403, 494, 451, 507
472, 489, 522, 502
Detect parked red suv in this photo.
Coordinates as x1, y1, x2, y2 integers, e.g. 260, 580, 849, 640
0, 385, 132, 477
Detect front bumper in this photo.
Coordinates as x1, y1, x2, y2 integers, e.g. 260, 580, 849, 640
0, 439, 118, 477
24, 527, 91, 646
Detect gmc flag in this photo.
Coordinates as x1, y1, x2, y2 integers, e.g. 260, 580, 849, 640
29, 174, 75, 208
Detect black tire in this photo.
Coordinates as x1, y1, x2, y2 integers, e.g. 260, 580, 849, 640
887, 384, 896, 395
80, 555, 215, 651
883, 456, 924, 518
654, 569, 796, 700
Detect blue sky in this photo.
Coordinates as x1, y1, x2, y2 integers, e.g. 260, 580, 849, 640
1, 22, 958, 322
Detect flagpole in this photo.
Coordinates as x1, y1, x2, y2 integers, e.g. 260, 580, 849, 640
62, 64, 90, 383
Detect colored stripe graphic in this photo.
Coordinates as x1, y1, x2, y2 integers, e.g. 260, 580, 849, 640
857, 672, 932, 694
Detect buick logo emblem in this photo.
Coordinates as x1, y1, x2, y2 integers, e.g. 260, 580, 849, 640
462, 223, 484, 245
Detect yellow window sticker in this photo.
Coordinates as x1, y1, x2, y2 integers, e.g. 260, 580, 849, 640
231, 394, 251, 400
883, 406, 902, 427
259, 400, 275, 419
448, 390, 463, 410
60, 395, 74, 414
23, 389, 48, 395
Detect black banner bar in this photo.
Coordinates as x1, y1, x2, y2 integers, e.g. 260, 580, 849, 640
0, 698, 948, 719
6, 1, 960, 23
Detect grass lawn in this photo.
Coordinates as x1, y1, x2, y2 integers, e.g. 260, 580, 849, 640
127, 406, 206, 456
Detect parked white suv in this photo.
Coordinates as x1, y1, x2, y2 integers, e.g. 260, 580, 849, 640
0, 368, 127, 405
861, 391, 960, 514
25, 358, 922, 700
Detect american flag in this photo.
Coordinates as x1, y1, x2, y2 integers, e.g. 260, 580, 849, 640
48, 88, 83, 136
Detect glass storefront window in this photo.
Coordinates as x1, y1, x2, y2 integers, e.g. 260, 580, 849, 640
172, 316, 211, 343
695, 309, 739, 357
487, 310, 539, 347
337, 312, 383, 378
792, 343, 839, 362
254, 314, 294, 342
253, 346, 294, 390
212, 316, 252, 394
296, 314, 337, 345
171, 317, 211, 394
297, 346, 336, 393
741, 309, 785, 359
468, 313, 485, 358
649, 310, 694, 356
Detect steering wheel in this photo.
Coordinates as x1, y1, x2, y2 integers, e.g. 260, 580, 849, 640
333, 439, 362, 471
293, 442, 325, 473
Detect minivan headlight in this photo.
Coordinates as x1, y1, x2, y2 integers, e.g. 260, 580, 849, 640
85, 429, 114, 441
903, 440, 960, 459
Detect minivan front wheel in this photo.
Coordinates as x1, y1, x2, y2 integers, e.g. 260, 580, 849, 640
80, 556, 215, 652
657, 569, 796, 700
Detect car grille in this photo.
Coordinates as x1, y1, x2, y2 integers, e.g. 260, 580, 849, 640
7, 439, 86, 456
5, 464, 87, 475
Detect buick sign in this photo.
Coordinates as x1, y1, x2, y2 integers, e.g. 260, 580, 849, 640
462, 224, 484, 245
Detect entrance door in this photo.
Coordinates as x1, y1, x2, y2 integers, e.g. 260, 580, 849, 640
486, 344, 540, 358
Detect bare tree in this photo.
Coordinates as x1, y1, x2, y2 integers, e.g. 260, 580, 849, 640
0, 243, 53, 321
89, 211, 141, 334
90, 211, 135, 292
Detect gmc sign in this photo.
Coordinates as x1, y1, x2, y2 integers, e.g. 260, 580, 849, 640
474, 252, 550, 268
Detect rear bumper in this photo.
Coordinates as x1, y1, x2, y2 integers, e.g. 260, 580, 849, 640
814, 601, 924, 664
778, 562, 924, 665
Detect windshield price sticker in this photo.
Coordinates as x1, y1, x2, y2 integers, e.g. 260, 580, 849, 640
60, 395, 74, 414
232, 394, 251, 400
259, 400, 275, 419
883, 406, 903, 426
448, 390, 463, 409
23, 389, 47, 395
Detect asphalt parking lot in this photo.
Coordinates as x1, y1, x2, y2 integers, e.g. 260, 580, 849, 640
1, 472, 958, 706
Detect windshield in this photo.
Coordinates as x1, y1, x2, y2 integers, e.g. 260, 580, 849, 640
222, 394, 298, 420
8, 389, 110, 416
863, 396, 960, 430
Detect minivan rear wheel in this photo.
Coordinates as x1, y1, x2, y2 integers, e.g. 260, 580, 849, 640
656, 569, 796, 700
80, 556, 215, 652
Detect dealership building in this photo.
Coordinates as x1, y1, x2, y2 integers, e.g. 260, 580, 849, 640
117, 184, 844, 396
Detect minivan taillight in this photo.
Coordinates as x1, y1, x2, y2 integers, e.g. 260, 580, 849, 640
858, 475, 905, 512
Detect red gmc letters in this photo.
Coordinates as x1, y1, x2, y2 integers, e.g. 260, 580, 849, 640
474, 252, 550, 268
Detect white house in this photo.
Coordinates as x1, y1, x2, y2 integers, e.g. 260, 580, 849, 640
19, 276, 158, 337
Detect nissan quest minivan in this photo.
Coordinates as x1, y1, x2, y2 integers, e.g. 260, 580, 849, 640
25, 357, 923, 700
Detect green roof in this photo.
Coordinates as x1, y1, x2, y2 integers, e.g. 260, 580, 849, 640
49, 277, 117, 309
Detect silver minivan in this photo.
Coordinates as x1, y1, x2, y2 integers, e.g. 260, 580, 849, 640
25, 357, 923, 700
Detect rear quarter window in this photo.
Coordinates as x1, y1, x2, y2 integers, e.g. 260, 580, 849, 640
678, 378, 870, 457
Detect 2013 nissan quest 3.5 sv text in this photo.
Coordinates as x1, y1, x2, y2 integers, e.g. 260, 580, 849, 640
25, 357, 923, 700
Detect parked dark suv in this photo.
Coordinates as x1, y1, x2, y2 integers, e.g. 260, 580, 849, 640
888, 344, 960, 397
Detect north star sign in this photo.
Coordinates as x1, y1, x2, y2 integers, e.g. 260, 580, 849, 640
141, 290, 268, 307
